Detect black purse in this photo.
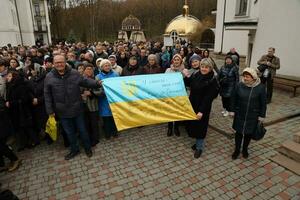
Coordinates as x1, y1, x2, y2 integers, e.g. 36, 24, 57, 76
252, 121, 266, 141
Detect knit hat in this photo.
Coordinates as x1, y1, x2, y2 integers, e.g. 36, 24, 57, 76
87, 50, 94, 58
108, 54, 117, 60
172, 54, 183, 63
99, 59, 111, 70
242, 67, 258, 80
189, 54, 201, 64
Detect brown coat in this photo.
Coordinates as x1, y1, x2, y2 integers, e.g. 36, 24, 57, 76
257, 54, 280, 79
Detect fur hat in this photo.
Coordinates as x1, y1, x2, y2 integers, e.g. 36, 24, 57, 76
99, 59, 111, 70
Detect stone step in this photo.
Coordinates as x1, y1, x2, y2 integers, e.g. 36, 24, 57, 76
271, 153, 300, 175
293, 132, 300, 144
278, 140, 300, 162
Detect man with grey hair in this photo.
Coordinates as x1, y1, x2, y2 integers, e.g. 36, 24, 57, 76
257, 47, 280, 103
44, 55, 102, 160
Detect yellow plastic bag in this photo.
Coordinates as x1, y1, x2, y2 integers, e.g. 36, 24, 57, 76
45, 115, 58, 141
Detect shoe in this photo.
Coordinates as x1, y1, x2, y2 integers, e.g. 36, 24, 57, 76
242, 150, 249, 159
223, 111, 229, 117
174, 128, 180, 137
167, 128, 172, 137
65, 151, 80, 160
8, 160, 21, 172
113, 133, 119, 138
194, 149, 202, 159
221, 110, 226, 114
91, 140, 99, 147
85, 149, 93, 158
231, 150, 240, 160
191, 144, 196, 151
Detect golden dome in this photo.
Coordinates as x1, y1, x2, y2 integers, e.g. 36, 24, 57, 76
164, 4, 204, 42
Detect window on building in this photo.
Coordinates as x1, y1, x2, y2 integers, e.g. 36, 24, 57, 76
34, 4, 40, 16
236, 0, 248, 16
37, 19, 42, 30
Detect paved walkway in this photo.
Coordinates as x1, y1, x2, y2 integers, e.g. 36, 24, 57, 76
0, 89, 299, 200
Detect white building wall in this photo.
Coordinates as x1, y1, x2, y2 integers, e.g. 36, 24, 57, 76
214, 0, 225, 53
214, 0, 260, 55
251, 0, 300, 76
223, 30, 249, 56
16, 0, 35, 45
0, 0, 20, 46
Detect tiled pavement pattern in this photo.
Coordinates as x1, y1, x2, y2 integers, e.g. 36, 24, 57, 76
1, 89, 300, 199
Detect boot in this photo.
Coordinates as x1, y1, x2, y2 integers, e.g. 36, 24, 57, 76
232, 133, 243, 160
174, 122, 180, 137
167, 122, 173, 136
242, 135, 251, 159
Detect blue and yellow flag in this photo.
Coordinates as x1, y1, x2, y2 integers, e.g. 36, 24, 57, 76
102, 73, 197, 131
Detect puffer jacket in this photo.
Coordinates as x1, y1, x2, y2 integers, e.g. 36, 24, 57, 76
219, 64, 239, 97
44, 66, 101, 118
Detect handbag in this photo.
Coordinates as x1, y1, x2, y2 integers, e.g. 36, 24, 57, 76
252, 121, 266, 141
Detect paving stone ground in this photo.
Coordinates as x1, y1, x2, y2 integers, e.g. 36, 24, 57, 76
1, 89, 300, 200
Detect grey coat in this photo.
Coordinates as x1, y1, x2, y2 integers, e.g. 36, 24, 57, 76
44, 67, 101, 118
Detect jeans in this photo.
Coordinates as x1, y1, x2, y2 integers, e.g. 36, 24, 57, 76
60, 113, 91, 153
196, 138, 205, 151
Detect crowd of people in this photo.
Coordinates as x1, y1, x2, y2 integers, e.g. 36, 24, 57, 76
0, 40, 279, 173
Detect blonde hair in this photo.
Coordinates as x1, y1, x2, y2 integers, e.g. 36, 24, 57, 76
200, 58, 213, 69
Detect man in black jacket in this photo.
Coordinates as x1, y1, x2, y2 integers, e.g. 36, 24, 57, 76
44, 55, 102, 160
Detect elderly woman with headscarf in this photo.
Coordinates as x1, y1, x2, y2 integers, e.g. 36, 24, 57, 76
229, 68, 266, 160
95, 59, 119, 139
183, 58, 219, 158
143, 54, 163, 74
165, 54, 188, 137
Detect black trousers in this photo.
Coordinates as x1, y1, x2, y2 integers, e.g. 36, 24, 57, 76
168, 121, 180, 130
102, 116, 118, 138
234, 132, 251, 152
85, 111, 100, 145
266, 79, 273, 103
221, 96, 231, 110
0, 140, 18, 166
15, 126, 39, 149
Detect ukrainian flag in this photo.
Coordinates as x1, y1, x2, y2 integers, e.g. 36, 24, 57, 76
102, 73, 197, 131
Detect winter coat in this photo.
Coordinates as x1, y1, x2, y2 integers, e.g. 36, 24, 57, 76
139, 56, 148, 67
111, 64, 123, 75
161, 51, 170, 69
44, 66, 101, 118
121, 64, 144, 76
185, 71, 219, 139
257, 54, 280, 79
6, 77, 34, 128
30, 69, 48, 130
143, 64, 163, 74
0, 70, 11, 139
219, 64, 239, 97
230, 82, 267, 135
95, 70, 119, 116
